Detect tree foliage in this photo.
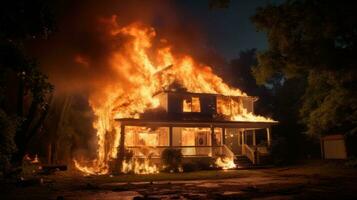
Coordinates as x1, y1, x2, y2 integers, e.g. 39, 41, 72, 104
251, 0, 357, 135
0, 0, 55, 169
228, 49, 274, 116
0, 109, 18, 171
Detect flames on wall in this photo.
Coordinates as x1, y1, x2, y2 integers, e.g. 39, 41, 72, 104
73, 15, 274, 175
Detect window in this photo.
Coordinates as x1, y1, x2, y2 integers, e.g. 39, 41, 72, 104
216, 96, 243, 116
182, 97, 201, 112
125, 126, 169, 147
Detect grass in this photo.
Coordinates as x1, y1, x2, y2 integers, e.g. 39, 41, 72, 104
53, 169, 259, 185
29, 160, 357, 186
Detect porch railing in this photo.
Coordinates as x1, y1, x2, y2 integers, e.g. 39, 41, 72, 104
242, 144, 270, 165
222, 145, 235, 159
243, 144, 256, 164
126, 146, 225, 158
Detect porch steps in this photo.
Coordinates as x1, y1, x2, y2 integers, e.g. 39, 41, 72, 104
234, 155, 253, 169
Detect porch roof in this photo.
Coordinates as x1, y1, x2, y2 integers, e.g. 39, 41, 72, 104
115, 118, 278, 129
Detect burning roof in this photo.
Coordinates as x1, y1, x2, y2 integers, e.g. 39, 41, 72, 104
74, 15, 275, 175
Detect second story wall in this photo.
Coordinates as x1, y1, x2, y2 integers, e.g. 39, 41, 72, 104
155, 92, 256, 120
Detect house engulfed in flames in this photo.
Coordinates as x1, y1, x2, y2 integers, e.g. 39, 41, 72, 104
73, 16, 277, 175
116, 90, 277, 173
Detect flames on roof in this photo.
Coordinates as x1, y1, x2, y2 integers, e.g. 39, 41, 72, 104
74, 15, 276, 175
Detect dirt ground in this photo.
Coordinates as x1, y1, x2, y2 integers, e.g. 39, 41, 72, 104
1, 161, 357, 200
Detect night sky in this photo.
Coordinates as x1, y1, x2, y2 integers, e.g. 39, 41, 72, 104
174, 0, 284, 60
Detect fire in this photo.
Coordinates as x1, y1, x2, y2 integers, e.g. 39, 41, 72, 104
74, 15, 274, 175
122, 159, 159, 174
215, 157, 236, 170
24, 154, 40, 164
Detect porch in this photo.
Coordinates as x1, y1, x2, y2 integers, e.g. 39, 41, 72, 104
116, 118, 277, 165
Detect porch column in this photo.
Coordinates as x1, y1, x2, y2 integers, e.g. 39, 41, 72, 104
211, 126, 214, 156
252, 130, 256, 146
115, 124, 126, 174
222, 128, 226, 145
266, 128, 271, 146
210, 126, 215, 146
169, 126, 173, 147
241, 130, 245, 154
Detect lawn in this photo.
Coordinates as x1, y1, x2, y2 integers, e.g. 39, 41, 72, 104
53, 168, 259, 185
2, 161, 357, 200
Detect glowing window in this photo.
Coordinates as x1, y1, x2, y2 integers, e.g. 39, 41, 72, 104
182, 97, 201, 112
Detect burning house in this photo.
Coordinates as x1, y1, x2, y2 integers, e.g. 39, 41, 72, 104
116, 91, 277, 172
73, 17, 277, 175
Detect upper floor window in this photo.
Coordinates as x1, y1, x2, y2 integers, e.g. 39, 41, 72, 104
183, 97, 201, 112
216, 96, 244, 116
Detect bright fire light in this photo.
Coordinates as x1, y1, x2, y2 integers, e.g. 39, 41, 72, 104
74, 15, 275, 175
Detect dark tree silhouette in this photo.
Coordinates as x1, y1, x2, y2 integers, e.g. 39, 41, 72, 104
0, 0, 55, 172
251, 0, 357, 139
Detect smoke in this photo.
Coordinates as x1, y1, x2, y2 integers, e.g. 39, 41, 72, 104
25, 0, 229, 162
29, 0, 218, 94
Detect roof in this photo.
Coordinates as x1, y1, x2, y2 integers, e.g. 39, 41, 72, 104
154, 90, 259, 102
321, 134, 345, 140
115, 118, 278, 129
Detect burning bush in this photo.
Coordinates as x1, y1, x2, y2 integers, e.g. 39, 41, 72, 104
161, 148, 182, 172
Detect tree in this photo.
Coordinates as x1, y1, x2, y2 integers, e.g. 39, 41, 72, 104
0, 0, 55, 170
228, 49, 273, 116
251, 0, 357, 136
230, 50, 316, 162
0, 109, 18, 172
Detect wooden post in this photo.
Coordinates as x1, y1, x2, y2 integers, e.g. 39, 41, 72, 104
320, 136, 324, 159
48, 143, 52, 165
241, 130, 245, 154
237, 129, 241, 145
266, 128, 271, 147
169, 126, 173, 147
253, 130, 256, 146
211, 126, 214, 156
115, 124, 126, 174
211, 126, 215, 146
222, 128, 226, 145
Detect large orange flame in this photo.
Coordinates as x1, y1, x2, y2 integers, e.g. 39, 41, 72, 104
74, 15, 274, 174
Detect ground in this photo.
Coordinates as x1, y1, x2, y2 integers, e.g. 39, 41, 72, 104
1, 160, 357, 200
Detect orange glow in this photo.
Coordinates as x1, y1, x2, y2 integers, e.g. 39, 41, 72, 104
122, 159, 159, 174
183, 97, 201, 112
73, 15, 275, 175
24, 154, 40, 164
182, 99, 192, 112
215, 157, 236, 170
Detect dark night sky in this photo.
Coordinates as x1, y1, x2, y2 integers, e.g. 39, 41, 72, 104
173, 0, 284, 60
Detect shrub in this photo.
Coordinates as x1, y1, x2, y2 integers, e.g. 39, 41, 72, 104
270, 137, 291, 166
0, 110, 18, 174
196, 157, 214, 170
181, 158, 214, 172
182, 162, 198, 172
161, 148, 182, 172
345, 157, 357, 168
346, 132, 357, 157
